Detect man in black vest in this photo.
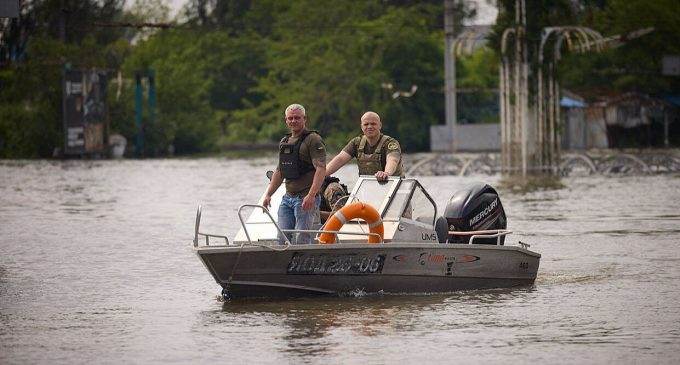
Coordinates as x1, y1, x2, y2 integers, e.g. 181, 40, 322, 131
326, 111, 404, 181
263, 104, 326, 244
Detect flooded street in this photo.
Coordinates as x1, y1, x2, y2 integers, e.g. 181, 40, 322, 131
1, 158, 680, 364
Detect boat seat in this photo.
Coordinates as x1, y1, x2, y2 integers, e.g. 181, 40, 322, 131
435, 216, 449, 243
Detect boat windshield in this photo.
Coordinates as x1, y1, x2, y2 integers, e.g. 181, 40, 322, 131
383, 180, 415, 220
349, 178, 398, 214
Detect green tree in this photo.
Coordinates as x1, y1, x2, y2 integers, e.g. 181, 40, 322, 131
113, 26, 269, 155
227, 0, 447, 152
456, 47, 500, 124
490, 0, 679, 97
0, 0, 127, 158
560, 0, 680, 96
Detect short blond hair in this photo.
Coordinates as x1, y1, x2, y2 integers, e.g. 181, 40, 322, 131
285, 103, 306, 116
361, 111, 380, 123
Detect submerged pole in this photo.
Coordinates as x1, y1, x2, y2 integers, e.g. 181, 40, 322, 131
444, 0, 457, 151
135, 73, 144, 157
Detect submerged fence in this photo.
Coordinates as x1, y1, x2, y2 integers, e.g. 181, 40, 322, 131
405, 151, 680, 177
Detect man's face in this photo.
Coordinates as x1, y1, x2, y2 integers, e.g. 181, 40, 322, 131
285, 109, 306, 133
361, 116, 381, 139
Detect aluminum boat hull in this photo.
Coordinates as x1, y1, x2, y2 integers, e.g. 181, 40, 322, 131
196, 243, 540, 299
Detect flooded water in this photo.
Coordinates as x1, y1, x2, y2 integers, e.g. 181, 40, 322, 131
1, 158, 679, 364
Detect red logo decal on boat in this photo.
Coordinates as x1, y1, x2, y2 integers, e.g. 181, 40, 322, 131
458, 255, 480, 263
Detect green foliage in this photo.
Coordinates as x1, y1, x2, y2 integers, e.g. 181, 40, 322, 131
117, 30, 218, 155
458, 47, 499, 89
0, 0, 127, 158
491, 0, 680, 98
559, 0, 680, 96
0, 0, 460, 157
490, 0, 581, 61
223, 0, 445, 152
457, 47, 500, 124
4, 0, 678, 158
0, 36, 74, 158
112, 27, 272, 155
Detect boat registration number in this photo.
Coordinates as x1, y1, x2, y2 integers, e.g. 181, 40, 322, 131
287, 252, 386, 275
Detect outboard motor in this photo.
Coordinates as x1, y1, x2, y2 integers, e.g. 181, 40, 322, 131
442, 182, 507, 244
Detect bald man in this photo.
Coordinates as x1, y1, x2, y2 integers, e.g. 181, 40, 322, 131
326, 111, 404, 181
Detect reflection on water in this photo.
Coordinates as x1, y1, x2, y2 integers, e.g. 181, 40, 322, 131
1, 159, 680, 364
212, 290, 532, 357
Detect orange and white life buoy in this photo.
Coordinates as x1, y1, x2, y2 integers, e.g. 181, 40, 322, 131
318, 202, 384, 244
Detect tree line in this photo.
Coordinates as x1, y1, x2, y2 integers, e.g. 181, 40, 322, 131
0, 0, 677, 158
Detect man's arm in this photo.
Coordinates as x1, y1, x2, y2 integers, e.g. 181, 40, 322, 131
325, 151, 352, 176
384, 152, 400, 175
375, 152, 400, 181
302, 157, 326, 210
262, 169, 283, 208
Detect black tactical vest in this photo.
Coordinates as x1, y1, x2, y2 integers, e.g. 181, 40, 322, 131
278, 130, 318, 180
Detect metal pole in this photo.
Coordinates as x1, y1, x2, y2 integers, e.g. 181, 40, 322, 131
505, 60, 513, 173
522, 0, 529, 176
148, 70, 156, 129
514, 2, 521, 174
538, 29, 554, 170
500, 28, 514, 174
553, 74, 561, 173
664, 109, 670, 148
537, 59, 544, 168
516, 0, 528, 176
444, 0, 457, 151
135, 73, 144, 157
499, 59, 506, 172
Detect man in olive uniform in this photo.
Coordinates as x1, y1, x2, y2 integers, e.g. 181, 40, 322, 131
326, 111, 403, 180
263, 104, 326, 244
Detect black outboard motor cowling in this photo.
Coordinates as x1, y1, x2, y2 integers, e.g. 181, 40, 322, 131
443, 182, 507, 244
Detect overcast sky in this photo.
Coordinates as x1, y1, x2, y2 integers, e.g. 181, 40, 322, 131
162, 0, 498, 25
468, 0, 498, 25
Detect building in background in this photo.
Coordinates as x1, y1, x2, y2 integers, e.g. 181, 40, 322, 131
583, 92, 678, 149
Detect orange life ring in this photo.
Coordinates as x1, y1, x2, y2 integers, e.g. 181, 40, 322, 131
318, 202, 384, 244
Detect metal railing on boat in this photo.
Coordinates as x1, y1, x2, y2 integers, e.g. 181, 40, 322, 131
192, 204, 382, 248
194, 205, 229, 247
237, 204, 382, 245
195, 205, 528, 249
448, 229, 514, 245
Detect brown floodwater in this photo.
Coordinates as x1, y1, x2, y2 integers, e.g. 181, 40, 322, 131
1, 158, 679, 364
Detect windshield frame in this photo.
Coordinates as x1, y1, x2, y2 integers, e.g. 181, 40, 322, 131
394, 180, 439, 225
345, 177, 438, 223
346, 176, 401, 214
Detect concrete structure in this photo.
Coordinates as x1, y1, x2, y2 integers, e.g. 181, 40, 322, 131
560, 93, 587, 150
430, 125, 454, 152
431, 124, 500, 152
562, 107, 587, 150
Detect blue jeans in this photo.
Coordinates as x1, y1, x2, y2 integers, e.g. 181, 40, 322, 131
277, 193, 321, 244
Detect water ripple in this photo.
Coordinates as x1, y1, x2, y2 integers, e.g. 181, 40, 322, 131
1, 160, 680, 364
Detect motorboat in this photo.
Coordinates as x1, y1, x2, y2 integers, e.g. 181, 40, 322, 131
193, 176, 540, 299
